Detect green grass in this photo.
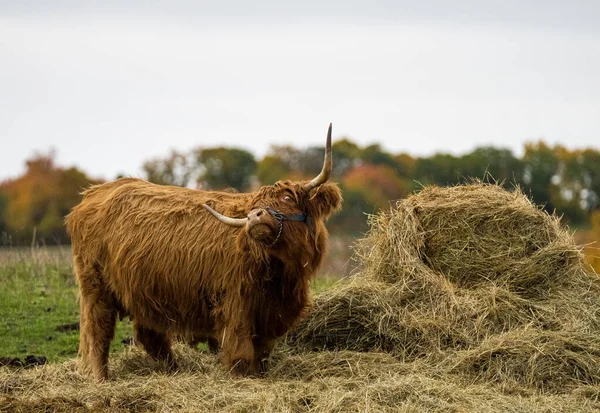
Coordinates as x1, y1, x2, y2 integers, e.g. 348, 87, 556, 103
0, 261, 133, 363
0, 253, 340, 363
311, 275, 343, 293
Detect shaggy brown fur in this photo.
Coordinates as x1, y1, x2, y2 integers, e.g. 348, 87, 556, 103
65, 176, 341, 380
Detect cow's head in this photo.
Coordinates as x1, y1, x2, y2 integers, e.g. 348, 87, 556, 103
204, 124, 342, 262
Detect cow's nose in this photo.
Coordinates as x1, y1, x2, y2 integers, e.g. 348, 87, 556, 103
248, 208, 266, 224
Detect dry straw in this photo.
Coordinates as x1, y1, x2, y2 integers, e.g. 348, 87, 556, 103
289, 182, 600, 392
3, 182, 600, 412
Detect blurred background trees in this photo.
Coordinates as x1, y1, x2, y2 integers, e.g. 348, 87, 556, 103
2, 139, 600, 274
141, 150, 194, 188
0, 151, 101, 245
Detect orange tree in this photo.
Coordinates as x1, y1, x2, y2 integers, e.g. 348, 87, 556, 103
329, 164, 411, 234
0, 152, 101, 245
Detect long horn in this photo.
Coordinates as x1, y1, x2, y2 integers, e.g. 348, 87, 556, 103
203, 204, 247, 228
304, 123, 333, 191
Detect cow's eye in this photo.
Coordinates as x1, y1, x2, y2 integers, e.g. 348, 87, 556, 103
283, 195, 293, 202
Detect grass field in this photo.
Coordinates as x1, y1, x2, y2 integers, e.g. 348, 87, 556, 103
0, 248, 135, 363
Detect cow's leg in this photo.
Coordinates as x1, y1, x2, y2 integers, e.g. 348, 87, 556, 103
207, 337, 219, 354
217, 322, 257, 376
134, 324, 177, 371
75, 257, 117, 381
78, 295, 90, 367
253, 336, 276, 374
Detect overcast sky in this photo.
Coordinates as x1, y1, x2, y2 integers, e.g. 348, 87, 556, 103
1, 1, 599, 181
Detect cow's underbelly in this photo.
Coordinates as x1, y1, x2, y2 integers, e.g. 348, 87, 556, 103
108, 275, 216, 335
128, 302, 215, 335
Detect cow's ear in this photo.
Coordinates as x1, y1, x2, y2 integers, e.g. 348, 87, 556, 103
307, 183, 342, 220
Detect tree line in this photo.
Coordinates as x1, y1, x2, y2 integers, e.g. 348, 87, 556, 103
1, 140, 600, 247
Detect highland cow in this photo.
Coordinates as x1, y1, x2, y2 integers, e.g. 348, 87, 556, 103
65, 124, 342, 380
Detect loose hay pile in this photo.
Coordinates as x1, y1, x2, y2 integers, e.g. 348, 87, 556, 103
3, 345, 599, 412
2, 183, 600, 412
289, 183, 600, 392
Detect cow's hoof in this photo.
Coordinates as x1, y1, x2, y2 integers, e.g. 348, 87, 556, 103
166, 359, 179, 373
230, 359, 258, 377
258, 357, 269, 375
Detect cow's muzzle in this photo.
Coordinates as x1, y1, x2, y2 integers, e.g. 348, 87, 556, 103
203, 205, 307, 247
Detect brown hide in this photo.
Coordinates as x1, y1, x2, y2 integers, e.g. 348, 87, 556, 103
65, 176, 341, 380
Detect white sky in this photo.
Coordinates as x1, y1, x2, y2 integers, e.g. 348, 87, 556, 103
1, 1, 599, 181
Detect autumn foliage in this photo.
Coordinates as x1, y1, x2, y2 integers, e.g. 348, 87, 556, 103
343, 164, 410, 210
0, 152, 101, 245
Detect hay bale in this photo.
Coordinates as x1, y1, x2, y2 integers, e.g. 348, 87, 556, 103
289, 183, 600, 391
288, 278, 472, 359
356, 184, 584, 292
444, 328, 600, 392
